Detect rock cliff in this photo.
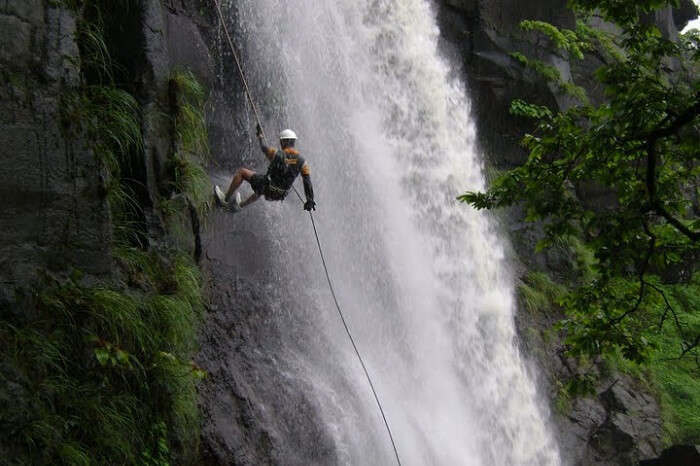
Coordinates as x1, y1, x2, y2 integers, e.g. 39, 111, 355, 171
435, 0, 699, 464
1, 0, 112, 291
0, 0, 216, 462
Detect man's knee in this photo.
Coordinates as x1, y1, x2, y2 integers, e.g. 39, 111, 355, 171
235, 168, 255, 180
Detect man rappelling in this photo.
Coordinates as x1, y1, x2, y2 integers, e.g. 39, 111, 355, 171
214, 124, 316, 212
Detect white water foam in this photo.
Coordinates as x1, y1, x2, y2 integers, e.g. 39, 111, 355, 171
225, 0, 562, 464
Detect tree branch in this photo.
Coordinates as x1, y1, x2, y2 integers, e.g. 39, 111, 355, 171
646, 281, 682, 330
610, 219, 655, 325
645, 281, 699, 360
645, 92, 700, 142
652, 202, 700, 241
643, 94, 700, 241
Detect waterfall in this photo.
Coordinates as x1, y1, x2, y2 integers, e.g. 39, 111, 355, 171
211, 0, 561, 464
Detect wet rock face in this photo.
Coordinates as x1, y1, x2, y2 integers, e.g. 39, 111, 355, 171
435, 0, 697, 168
197, 266, 337, 466
640, 444, 700, 466
436, 0, 574, 168
0, 0, 324, 462
149, 3, 338, 464
0, 1, 112, 293
674, 1, 700, 30
584, 380, 663, 464
516, 301, 666, 465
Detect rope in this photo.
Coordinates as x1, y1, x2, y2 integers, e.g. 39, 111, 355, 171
213, 0, 266, 140
290, 189, 403, 466
213, 2, 402, 464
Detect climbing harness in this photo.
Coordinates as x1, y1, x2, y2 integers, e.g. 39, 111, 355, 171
212, 1, 402, 464
264, 180, 289, 201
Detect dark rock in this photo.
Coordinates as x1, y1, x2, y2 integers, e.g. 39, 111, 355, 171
44, 6, 80, 85
589, 414, 636, 461
143, 0, 170, 90
0, 2, 112, 288
1, 0, 44, 26
135, 3, 341, 463
141, 0, 172, 221
196, 272, 338, 465
165, 11, 215, 87
639, 445, 700, 466
673, 0, 700, 31
436, 0, 575, 170
0, 15, 32, 65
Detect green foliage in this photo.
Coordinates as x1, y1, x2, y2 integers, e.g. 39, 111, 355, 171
2, 3, 209, 464
461, 0, 699, 440
570, 0, 682, 27
553, 380, 574, 415
461, 0, 700, 363
511, 51, 589, 103
60, 0, 144, 180
575, 21, 625, 62
601, 278, 700, 443
59, 0, 145, 246
520, 20, 589, 60
484, 163, 506, 185
567, 235, 597, 283
167, 70, 212, 218
61, 85, 142, 176
141, 422, 172, 466
649, 277, 700, 443
1, 252, 205, 464
510, 19, 592, 104
510, 99, 554, 120
518, 271, 567, 315
655, 356, 700, 443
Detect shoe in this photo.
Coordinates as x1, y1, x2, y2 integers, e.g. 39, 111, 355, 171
214, 185, 227, 206
229, 192, 242, 212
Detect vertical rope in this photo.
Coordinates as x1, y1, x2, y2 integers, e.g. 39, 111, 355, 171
213, 0, 266, 140
212, 2, 402, 463
306, 199, 403, 466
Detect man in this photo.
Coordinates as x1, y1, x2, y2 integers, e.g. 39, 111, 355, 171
215, 125, 316, 212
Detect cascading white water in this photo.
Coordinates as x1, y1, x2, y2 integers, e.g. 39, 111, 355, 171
223, 0, 562, 464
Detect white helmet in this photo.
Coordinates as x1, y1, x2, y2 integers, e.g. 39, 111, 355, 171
279, 129, 297, 141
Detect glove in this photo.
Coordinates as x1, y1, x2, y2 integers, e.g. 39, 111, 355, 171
256, 123, 263, 139
304, 200, 316, 211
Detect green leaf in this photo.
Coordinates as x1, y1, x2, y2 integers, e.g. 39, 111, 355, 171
116, 349, 131, 367
94, 347, 110, 367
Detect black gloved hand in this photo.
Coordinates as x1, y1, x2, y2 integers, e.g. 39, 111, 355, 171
304, 200, 316, 211
255, 123, 263, 139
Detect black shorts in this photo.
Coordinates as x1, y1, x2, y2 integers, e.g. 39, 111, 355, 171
249, 174, 268, 195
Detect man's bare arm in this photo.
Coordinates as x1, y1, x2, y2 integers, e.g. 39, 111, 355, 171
257, 124, 276, 161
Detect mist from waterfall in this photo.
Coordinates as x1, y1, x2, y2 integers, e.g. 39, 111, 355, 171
216, 0, 562, 464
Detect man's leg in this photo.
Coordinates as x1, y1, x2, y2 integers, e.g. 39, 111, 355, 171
225, 168, 256, 201
240, 193, 261, 208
